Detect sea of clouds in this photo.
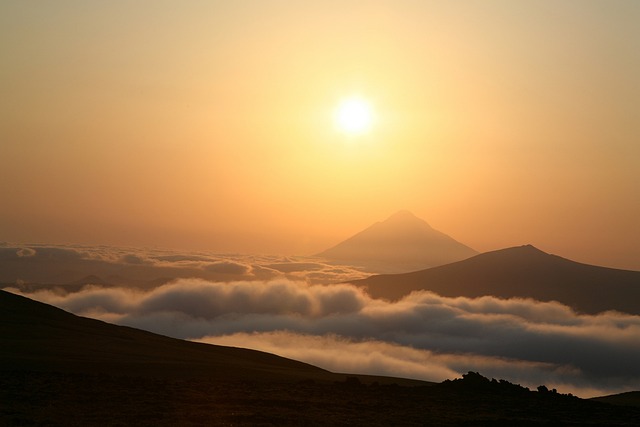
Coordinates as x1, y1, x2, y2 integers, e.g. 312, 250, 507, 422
0, 243, 369, 285
3, 244, 640, 398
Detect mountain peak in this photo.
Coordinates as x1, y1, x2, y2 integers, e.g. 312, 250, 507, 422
383, 210, 434, 229
387, 210, 418, 220
356, 244, 640, 314
483, 244, 550, 260
317, 211, 477, 273
519, 244, 544, 252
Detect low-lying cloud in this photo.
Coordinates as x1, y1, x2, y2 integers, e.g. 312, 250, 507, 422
198, 332, 596, 396
9, 278, 640, 398
0, 243, 370, 287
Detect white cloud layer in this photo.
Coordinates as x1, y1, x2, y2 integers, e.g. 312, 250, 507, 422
9, 277, 640, 398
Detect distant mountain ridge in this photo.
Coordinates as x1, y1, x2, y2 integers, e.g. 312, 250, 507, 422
317, 211, 478, 273
353, 245, 640, 314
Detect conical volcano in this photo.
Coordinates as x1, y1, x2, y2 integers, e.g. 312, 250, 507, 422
317, 211, 478, 273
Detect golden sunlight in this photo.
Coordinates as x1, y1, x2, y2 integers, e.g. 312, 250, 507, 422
334, 97, 374, 135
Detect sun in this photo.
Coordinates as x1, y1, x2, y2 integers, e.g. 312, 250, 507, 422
334, 97, 374, 135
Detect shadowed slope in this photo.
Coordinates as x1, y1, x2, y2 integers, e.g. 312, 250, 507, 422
317, 211, 478, 273
2, 291, 640, 425
0, 289, 331, 381
592, 391, 640, 408
354, 245, 640, 314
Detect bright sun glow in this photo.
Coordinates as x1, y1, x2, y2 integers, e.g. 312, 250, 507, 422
334, 97, 374, 135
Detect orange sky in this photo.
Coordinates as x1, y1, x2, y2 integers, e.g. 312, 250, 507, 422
1, 1, 639, 269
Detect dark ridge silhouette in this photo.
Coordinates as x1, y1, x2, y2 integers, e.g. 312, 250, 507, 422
2, 290, 640, 425
0, 289, 330, 381
592, 391, 640, 408
317, 210, 478, 273
0, 289, 425, 385
353, 245, 640, 314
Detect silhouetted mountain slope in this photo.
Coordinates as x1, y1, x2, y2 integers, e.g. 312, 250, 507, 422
0, 289, 330, 381
3, 292, 640, 425
592, 391, 640, 408
3, 366, 639, 426
354, 245, 640, 314
317, 211, 478, 273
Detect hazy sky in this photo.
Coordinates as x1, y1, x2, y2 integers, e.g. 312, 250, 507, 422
2, 1, 639, 269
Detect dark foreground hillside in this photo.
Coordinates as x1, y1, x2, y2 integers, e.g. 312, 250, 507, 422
2, 290, 640, 426
3, 370, 640, 426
